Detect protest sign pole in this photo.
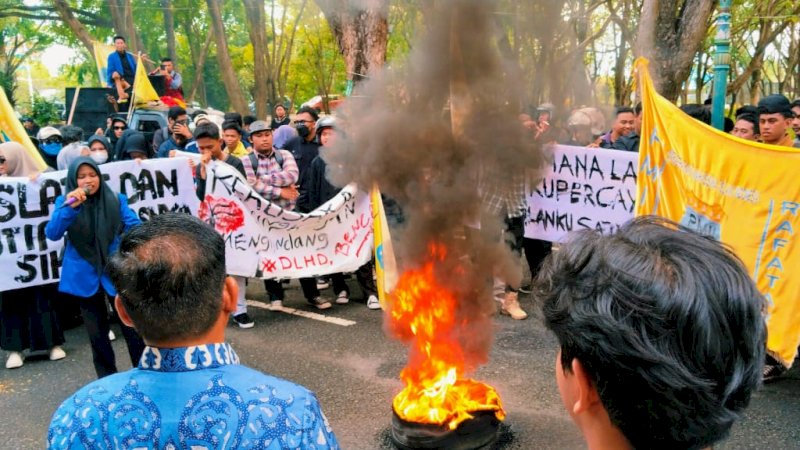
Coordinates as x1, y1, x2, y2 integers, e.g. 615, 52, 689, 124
711, 0, 731, 130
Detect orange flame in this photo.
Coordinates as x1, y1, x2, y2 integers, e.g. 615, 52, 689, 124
390, 242, 505, 430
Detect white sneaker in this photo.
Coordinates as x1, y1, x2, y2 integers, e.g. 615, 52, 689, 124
49, 346, 66, 361
5, 351, 23, 369
336, 291, 350, 304
316, 277, 330, 290
366, 295, 381, 310
269, 299, 283, 310
109, 330, 116, 341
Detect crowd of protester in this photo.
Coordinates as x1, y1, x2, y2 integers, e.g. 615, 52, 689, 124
0, 34, 794, 448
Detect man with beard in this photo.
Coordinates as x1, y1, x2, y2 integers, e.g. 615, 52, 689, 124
156, 106, 194, 158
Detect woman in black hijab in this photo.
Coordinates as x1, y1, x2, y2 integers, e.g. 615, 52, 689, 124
45, 157, 144, 378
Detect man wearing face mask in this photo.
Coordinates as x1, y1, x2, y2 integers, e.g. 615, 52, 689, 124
281, 106, 320, 188
36, 126, 63, 169
87, 135, 112, 165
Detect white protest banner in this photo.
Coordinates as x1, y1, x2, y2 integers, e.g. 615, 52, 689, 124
0, 158, 200, 291
525, 144, 637, 242
202, 161, 373, 279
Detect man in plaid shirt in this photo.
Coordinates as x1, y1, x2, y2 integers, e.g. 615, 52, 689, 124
241, 120, 300, 311
479, 170, 528, 320
243, 120, 299, 209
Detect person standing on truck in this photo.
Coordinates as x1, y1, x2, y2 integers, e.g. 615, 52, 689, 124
106, 36, 136, 110
149, 58, 183, 100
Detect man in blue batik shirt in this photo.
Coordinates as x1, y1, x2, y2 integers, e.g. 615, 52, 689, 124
47, 213, 339, 449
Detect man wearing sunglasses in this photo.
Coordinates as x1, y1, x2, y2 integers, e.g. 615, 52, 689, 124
156, 106, 195, 158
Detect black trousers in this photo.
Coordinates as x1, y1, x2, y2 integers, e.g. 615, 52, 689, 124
264, 279, 285, 301
523, 238, 552, 281
78, 291, 145, 378
0, 285, 64, 352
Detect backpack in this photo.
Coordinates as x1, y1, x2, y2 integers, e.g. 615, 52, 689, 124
248, 148, 283, 172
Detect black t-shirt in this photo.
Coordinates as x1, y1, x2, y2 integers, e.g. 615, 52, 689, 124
118, 52, 134, 82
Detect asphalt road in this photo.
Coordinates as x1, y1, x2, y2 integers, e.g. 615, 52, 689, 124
1, 279, 798, 449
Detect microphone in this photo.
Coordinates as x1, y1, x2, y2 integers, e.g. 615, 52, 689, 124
62, 186, 91, 208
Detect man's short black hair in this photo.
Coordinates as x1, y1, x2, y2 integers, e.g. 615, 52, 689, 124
193, 122, 220, 141
680, 104, 712, 125
791, 99, 800, 112
161, 57, 172, 63
221, 120, 242, 135
243, 115, 257, 126
223, 112, 243, 127
60, 125, 84, 144
736, 105, 758, 117
633, 102, 642, 116
108, 213, 226, 343
113, 35, 125, 42
537, 216, 765, 450
296, 106, 319, 122
168, 106, 187, 121
614, 106, 634, 117
736, 113, 760, 135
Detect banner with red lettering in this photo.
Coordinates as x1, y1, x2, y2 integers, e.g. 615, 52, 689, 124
202, 160, 374, 279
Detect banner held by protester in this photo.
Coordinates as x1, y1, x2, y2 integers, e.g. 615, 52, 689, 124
203, 160, 375, 280
0, 158, 199, 291
635, 57, 800, 368
525, 144, 637, 242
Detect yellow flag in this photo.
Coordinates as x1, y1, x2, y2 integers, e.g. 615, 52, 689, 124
635, 58, 800, 367
0, 88, 47, 171
371, 185, 398, 308
132, 55, 160, 106
92, 40, 115, 87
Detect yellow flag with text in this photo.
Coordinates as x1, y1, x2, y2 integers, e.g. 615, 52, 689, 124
371, 185, 398, 308
92, 40, 115, 86
635, 58, 800, 366
0, 88, 47, 171
133, 55, 160, 106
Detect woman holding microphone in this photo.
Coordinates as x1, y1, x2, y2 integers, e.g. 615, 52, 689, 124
45, 157, 144, 378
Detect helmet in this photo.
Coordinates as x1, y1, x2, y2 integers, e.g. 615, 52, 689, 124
315, 116, 336, 132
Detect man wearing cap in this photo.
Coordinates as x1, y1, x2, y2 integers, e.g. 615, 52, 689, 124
36, 126, 63, 169
242, 121, 329, 310
757, 94, 800, 148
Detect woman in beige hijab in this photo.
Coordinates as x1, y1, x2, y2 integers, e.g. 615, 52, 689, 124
0, 141, 66, 369
0, 141, 42, 177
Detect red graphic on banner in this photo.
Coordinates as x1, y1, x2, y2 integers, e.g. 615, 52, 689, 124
198, 195, 245, 234
262, 259, 277, 273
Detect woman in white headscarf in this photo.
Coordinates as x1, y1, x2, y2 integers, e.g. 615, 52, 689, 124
0, 141, 67, 369
0, 142, 42, 177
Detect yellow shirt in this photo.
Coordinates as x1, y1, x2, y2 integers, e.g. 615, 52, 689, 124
227, 141, 249, 158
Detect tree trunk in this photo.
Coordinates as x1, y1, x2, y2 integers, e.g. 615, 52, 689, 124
52, 0, 94, 58
161, 0, 178, 63
206, 0, 250, 113
189, 32, 214, 104
315, 0, 389, 90
613, 22, 629, 105
243, 0, 269, 119
636, 0, 716, 102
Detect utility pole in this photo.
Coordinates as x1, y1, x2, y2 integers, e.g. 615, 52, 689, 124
711, 0, 731, 130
